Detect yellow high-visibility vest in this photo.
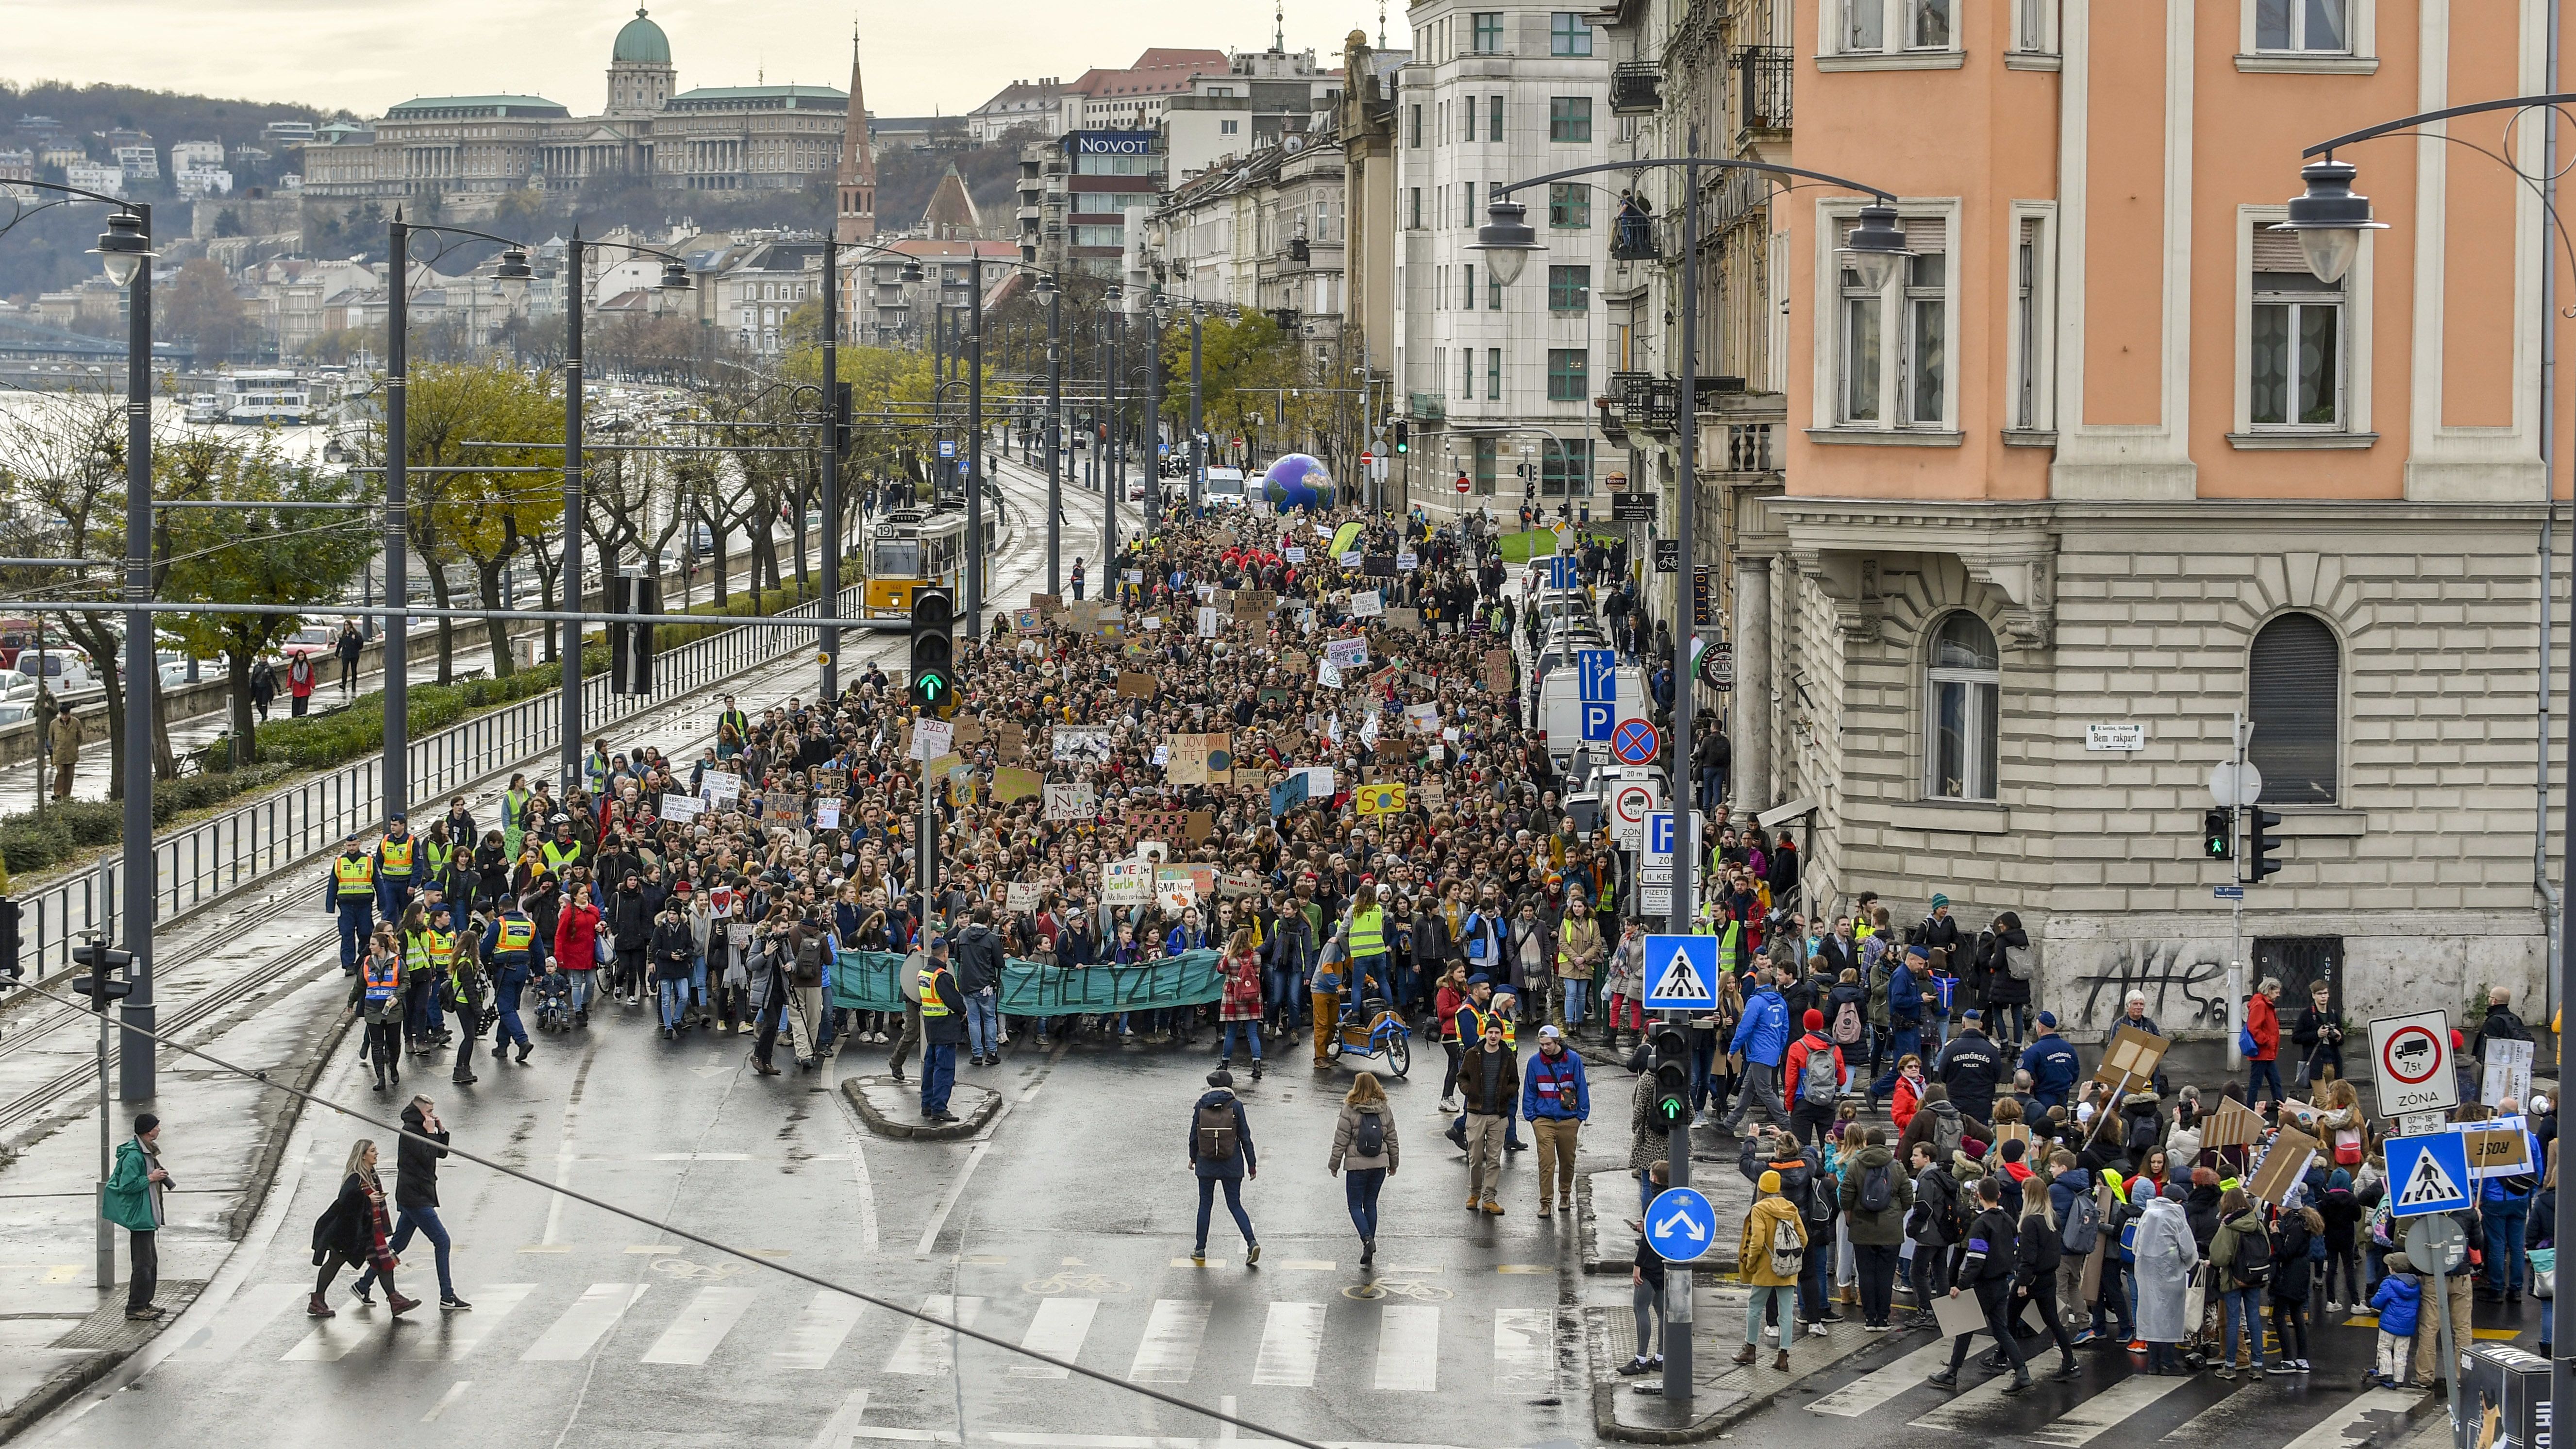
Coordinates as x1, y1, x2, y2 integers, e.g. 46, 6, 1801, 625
379, 836, 415, 875
334, 855, 375, 896
919, 964, 952, 1017
1347, 906, 1384, 958
495, 912, 535, 953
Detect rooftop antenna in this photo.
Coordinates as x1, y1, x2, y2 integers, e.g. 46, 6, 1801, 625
1378, 0, 1387, 50
1276, 0, 1286, 51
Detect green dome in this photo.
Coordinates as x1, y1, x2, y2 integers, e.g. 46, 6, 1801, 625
613, 8, 670, 64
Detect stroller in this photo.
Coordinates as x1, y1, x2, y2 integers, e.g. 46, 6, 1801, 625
534, 964, 574, 1032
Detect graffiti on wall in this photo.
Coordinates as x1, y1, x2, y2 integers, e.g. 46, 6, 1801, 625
2068, 939, 2230, 1035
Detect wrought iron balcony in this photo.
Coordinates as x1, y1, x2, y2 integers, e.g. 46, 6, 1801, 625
1737, 46, 1792, 133
1611, 62, 1662, 115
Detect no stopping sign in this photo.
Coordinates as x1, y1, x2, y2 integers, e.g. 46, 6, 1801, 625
2369, 1010, 2456, 1115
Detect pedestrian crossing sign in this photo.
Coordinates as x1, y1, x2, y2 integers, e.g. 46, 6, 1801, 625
2385, 1131, 2473, 1217
1641, 934, 1717, 1010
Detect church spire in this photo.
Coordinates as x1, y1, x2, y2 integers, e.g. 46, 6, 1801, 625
836, 22, 877, 243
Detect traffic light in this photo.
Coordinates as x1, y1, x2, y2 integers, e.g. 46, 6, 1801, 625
2202, 808, 2233, 861
608, 573, 660, 696
70, 940, 133, 1009
0, 897, 18, 983
2247, 809, 2284, 883
1392, 420, 1409, 454
908, 588, 956, 716
1649, 1023, 1691, 1132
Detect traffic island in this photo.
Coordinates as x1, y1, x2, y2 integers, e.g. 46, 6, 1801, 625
841, 1076, 1001, 1141
1583, 1280, 1922, 1443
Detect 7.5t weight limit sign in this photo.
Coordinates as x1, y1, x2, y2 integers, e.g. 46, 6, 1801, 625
2368, 1010, 2457, 1115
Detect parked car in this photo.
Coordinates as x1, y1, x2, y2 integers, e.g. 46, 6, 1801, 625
4, 652, 95, 694
280, 623, 339, 660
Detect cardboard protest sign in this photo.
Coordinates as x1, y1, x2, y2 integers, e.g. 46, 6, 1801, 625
1484, 649, 1515, 694
2204, 1097, 2265, 1148
991, 767, 1043, 804
1282, 648, 1311, 674
1186, 809, 1215, 844
1219, 872, 1266, 899
810, 767, 848, 795
1128, 807, 1194, 839
1404, 702, 1439, 733
997, 722, 1026, 764
814, 799, 842, 830
1197, 606, 1221, 638
1005, 882, 1043, 913
2247, 1126, 2320, 1206
945, 768, 977, 807
1103, 859, 1154, 905
2093, 1025, 2171, 1089
2486, 1039, 2536, 1107
1235, 590, 1275, 620
909, 719, 954, 762
1323, 637, 1370, 672
1116, 671, 1159, 699
1029, 592, 1063, 615
953, 717, 987, 745
2278, 1099, 2324, 1135
1284, 546, 1307, 563
1154, 865, 1202, 913
1348, 589, 1386, 619
1268, 772, 1308, 818
1013, 607, 1044, 633
2463, 1123, 2536, 1180
1361, 554, 1397, 578
702, 771, 743, 805
1419, 780, 1447, 811
1043, 783, 1098, 822
662, 792, 706, 821
764, 792, 807, 828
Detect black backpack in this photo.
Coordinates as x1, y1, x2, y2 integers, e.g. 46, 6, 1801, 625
1857, 1160, 1895, 1214
2230, 1220, 2274, 1289
1195, 1100, 1239, 1161
1354, 1108, 1386, 1159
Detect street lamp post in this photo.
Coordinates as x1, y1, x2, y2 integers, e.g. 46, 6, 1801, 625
1189, 310, 1205, 520
1040, 273, 1063, 595
1105, 286, 1123, 567
1142, 294, 1161, 546
967, 257, 986, 636
99, 206, 157, 1104
2276, 99, 2575, 1439
1475, 151, 1906, 1408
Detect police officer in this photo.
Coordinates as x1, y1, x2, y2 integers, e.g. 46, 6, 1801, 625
918, 937, 967, 1123
326, 833, 375, 971
376, 813, 418, 920
1933, 1007, 2005, 1125
2017, 1012, 2081, 1115
483, 893, 536, 1064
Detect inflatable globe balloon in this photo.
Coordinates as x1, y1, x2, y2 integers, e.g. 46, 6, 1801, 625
1262, 453, 1336, 513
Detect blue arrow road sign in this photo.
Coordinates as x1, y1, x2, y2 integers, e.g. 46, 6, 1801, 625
1580, 701, 1614, 742
1645, 1187, 1718, 1263
1577, 649, 1616, 703
2386, 1132, 2473, 1217
1642, 934, 1719, 1010
1547, 555, 1578, 589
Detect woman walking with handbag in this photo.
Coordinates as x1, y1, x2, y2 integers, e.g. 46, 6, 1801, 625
308, 1139, 417, 1318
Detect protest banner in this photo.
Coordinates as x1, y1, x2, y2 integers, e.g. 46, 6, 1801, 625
1484, 649, 1514, 694
1052, 727, 1114, 763
2248, 1127, 2321, 1206
1043, 783, 1097, 822
1102, 859, 1154, 905
991, 767, 1043, 804
1355, 781, 1406, 816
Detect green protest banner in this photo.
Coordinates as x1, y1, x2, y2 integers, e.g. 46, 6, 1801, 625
828, 949, 1227, 1013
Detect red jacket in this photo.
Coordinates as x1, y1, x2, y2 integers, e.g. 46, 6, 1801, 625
553, 899, 602, 971
1783, 1031, 1844, 1108
2247, 992, 2280, 1061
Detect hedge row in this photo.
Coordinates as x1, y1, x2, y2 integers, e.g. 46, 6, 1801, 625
0, 582, 817, 879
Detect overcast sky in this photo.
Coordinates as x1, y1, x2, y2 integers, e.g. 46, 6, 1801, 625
0, 0, 1399, 121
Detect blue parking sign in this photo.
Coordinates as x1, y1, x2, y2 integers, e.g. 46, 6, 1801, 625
1647, 811, 1675, 860
1580, 701, 1614, 741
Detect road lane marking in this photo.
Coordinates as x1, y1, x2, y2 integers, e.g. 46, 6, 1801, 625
399, 1282, 535, 1361
640, 1283, 757, 1365
884, 1294, 984, 1375
519, 1283, 647, 1362
808, 1387, 871, 1449
1491, 1307, 1550, 1391
914, 1142, 988, 1256
1251, 1300, 1325, 1387
421, 1380, 472, 1423
168, 1282, 302, 1362
773, 1290, 868, 1371
2268, 1388, 2426, 1449
1125, 1298, 1211, 1384
1373, 1304, 1440, 1391
2026, 1367, 2199, 1446
1007, 1297, 1098, 1379
1805, 1340, 1954, 1416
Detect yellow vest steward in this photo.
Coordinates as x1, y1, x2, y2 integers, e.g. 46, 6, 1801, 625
918, 965, 952, 1017
542, 839, 583, 874
1348, 906, 1384, 958
334, 855, 375, 896
425, 928, 457, 970
425, 839, 453, 874
495, 913, 535, 953
380, 837, 414, 874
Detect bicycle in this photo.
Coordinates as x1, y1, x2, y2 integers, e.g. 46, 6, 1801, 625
1023, 1270, 1132, 1296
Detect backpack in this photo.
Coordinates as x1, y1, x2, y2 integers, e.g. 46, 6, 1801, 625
2333, 1125, 2365, 1167
1769, 1215, 1805, 1279
2124, 1110, 2160, 1156
1195, 1100, 1239, 1161
1831, 998, 1863, 1045
1799, 1039, 1840, 1108
1857, 1160, 1895, 1215
1353, 1108, 1386, 1159
1930, 1106, 1965, 1160
2004, 943, 2035, 981
2061, 1189, 2102, 1254
1803, 1170, 1836, 1225
2229, 1221, 2273, 1289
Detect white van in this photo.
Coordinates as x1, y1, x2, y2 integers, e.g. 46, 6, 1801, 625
1201, 468, 1248, 508
1532, 659, 1646, 761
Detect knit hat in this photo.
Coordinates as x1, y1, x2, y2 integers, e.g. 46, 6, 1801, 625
134, 1112, 159, 1136
1930, 893, 1949, 909
2162, 1179, 2188, 1202
1758, 1169, 1782, 1194
2000, 1138, 2026, 1162
2386, 1252, 2415, 1275
1803, 1008, 1824, 1031
1206, 1069, 1234, 1088
1963, 1138, 1988, 1160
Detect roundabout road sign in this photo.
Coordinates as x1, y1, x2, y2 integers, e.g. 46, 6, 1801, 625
1611, 717, 1661, 766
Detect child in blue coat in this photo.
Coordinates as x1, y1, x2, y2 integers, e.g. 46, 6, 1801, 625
2365, 1251, 2421, 1388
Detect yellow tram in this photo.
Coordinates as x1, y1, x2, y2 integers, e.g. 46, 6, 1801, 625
863, 508, 970, 616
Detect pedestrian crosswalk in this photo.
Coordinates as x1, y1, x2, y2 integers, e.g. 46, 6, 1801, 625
1802, 1343, 2427, 1449
169, 1276, 1558, 1398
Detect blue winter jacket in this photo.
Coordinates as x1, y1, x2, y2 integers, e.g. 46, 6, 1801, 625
1730, 987, 1791, 1067
1888, 963, 1925, 1024
2370, 1273, 2422, 1337
1522, 1045, 1590, 1122
2020, 1035, 2082, 1106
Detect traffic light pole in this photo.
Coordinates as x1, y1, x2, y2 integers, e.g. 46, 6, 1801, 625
2229, 713, 2248, 1074
94, 939, 113, 1288
822, 240, 842, 700
1045, 278, 1062, 598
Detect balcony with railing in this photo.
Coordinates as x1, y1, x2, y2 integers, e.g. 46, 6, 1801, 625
1737, 45, 1792, 135
1610, 62, 1662, 115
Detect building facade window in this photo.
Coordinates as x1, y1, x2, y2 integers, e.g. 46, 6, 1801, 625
1925, 611, 1998, 802
1540, 439, 1591, 495
1842, 0, 1952, 51
1460, 347, 1474, 398
1463, 98, 1476, 142
2014, 0, 2058, 51
2248, 220, 2345, 430
2007, 211, 2055, 432
1487, 347, 1502, 399
1489, 96, 1504, 138
1551, 12, 1594, 55
1548, 98, 1593, 143
2248, 612, 2340, 804
1546, 348, 1589, 402
1461, 262, 1475, 308
1472, 12, 1505, 51
2257, 0, 2348, 51
1408, 104, 1422, 147
1408, 186, 1422, 229
1823, 211, 1955, 434
1548, 264, 1590, 312
1548, 182, 1590, 228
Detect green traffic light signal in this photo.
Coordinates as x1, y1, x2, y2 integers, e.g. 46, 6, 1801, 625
2202, 808, 2232, 860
